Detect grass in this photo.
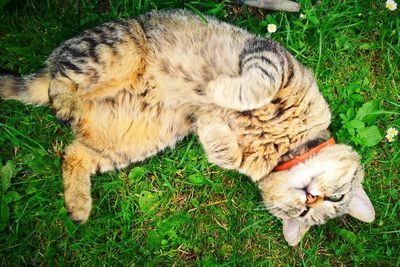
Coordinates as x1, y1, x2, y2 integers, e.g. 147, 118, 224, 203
0, 0, 399, 265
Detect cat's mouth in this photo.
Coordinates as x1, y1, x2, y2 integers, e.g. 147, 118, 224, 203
297, 192, 321, 218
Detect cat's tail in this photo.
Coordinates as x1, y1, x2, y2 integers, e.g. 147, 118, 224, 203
0, 69, 50, 105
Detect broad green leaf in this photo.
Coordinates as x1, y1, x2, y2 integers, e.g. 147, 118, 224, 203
346, 108, 355, 120
339, 113, 348, 122
188, 174, 206, 185
347, 127, 356, 136
358, 126, 383, 147
4, 191, 21, 204
308, 15, 319, 26
157, 212, 190, 235
1, 161, 16, 192
128, 167, 147, 181
348, 119, 365, 129
350, 94, 365, 103
138, 191, 159, 214
355, 100, 380, 125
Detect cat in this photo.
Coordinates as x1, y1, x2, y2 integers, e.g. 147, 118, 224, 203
0, 9, 375, 246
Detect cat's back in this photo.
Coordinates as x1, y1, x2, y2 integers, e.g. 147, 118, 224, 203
139, 9, 251, 51
46, 9, 254, 102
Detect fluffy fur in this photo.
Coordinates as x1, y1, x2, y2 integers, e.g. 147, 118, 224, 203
0, 10, 375, 245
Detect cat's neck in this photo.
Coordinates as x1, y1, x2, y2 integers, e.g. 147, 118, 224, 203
279, 130, 331, 164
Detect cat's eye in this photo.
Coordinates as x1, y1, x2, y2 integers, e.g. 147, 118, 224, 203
325, 194, 344, 202
299, 207, 310, 217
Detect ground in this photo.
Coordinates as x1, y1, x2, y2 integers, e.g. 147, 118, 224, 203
0, 0, 399, 265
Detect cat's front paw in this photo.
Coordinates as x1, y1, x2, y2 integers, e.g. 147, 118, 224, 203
51, 94, 81, 125
64, 189, 92, 224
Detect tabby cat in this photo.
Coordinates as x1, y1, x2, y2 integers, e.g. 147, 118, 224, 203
0, 9, 375, 246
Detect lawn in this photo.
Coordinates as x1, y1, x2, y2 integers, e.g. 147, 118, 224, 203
0, 0, 399, 265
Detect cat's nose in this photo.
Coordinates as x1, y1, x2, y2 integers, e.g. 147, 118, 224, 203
306, 183, 320, 197
306, 193, 318, 204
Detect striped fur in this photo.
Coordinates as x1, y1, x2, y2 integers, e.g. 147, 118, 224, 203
0, 9, 374, 245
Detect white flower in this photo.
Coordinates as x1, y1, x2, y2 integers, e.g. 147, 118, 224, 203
267, 24, 277, 33
385, 127, 398, 142
386, 0, 398, 11
299, 13, 306, 19
386, 134, 396, 142
386, 127, 399, 137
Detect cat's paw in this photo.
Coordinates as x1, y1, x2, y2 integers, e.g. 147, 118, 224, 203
51, 94, 81, 125
64, 189, 92, 224
197, 120, 242, 170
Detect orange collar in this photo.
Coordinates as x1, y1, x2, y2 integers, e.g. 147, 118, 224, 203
273, 138, 335, 172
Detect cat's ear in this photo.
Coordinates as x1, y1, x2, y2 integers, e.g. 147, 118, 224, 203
282, 218, 310, 246
346, 187, 375, 223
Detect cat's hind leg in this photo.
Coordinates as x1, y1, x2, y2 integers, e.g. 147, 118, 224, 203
48, 19, 147, 125
62, 140, 115, 223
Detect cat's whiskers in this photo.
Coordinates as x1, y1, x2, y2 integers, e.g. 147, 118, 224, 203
254, 199, 294, 211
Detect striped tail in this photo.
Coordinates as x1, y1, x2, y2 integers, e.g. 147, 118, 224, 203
0, 69, 50, 105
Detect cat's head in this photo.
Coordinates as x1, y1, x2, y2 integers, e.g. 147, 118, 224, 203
257, 144, 375, 246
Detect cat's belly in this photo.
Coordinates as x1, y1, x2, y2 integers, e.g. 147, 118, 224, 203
73, 89, 193, 168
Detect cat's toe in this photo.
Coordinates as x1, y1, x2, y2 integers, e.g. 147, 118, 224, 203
64, 192, 92, 224
54, 107, 80, 125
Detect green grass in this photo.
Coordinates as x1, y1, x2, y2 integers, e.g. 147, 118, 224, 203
0, 0, 399, 265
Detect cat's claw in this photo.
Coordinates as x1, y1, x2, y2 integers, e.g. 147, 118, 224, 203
55, 114, 71, 126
